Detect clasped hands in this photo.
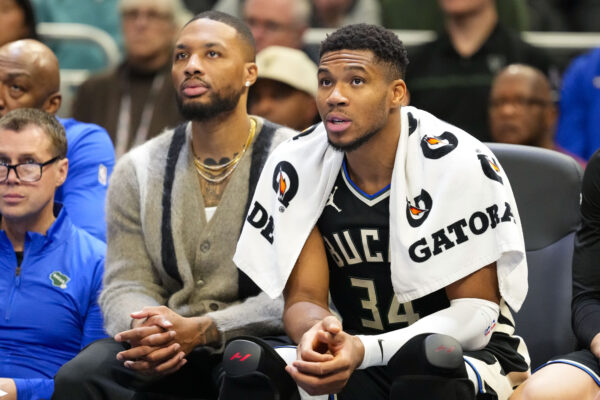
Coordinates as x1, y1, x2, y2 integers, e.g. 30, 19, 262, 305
114, 306, 220, 376
286, 316, 365, 396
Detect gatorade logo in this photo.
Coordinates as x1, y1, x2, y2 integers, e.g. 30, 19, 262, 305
272, 161, 299, 210
406, 189, 433, 228
420, 132, 458, 159
478, 153, 503, 184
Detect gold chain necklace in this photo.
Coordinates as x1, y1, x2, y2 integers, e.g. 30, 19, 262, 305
193, 118, 257, 184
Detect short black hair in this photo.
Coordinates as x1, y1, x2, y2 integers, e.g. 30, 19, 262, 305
186, 10, 256, 61
320, 23, 409, 80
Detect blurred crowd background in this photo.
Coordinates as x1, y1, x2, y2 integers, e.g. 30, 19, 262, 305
6, 0, 600, 162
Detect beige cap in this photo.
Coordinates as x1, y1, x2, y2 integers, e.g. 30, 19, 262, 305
255, 46, 318, 97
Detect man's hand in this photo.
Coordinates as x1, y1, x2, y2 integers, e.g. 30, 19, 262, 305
114, 306, 185, 376
286, 316, 364, 395
590, 332, 600, 359
129, 306, 221, 353
114, 306, 221, 376
0, 378, 16, 400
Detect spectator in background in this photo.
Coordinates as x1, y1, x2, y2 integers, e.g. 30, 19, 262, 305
0, 39, 115, 241
0, 108, 106, 400
32, 0, 122, 71
381, 0, 528, 31
554, 47, 600, 161
244, 0, 309, 52
408, 0, 554, 142
249, 46, 319, 131
489, 64, 585, 168
310, 0, 381, 28
214, 0, 319, 62
0, 0, 38, 46
73, 0, 190, 157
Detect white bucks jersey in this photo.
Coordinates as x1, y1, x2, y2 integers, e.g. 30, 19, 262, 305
317, 163, 449, 334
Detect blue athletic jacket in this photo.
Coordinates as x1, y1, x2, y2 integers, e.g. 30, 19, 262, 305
0, 206, 107, 400
55, 118, 115, 242
555, 47, 600, 161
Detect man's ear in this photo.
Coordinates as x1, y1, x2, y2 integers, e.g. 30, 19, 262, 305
55, 157, 68, 187
43, 92, 62, 115
390, 79, 407, 108
243, 62, 258, 88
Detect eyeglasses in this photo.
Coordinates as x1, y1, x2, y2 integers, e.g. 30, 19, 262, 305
122, 9, 172, 23
489, 97, 550, 109
0, 156, 60, 183
245, 17, 293, 33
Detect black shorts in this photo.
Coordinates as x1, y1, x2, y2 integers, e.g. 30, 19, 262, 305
537, 349, 600, 387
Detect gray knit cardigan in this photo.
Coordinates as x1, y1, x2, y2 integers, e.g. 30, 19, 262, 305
100, 117, 295, 345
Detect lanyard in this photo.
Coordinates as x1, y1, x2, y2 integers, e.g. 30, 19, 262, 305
115, 72, 165, 158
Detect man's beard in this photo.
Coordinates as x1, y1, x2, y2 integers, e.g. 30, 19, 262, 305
176, 87, 243, 121
328, 127, 381, 152
325, 97, 388, 153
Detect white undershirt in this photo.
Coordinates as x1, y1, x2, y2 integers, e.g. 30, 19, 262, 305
205, 206, 217, 222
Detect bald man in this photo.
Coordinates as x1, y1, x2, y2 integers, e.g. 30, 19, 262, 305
0, 39, 115, 241
489, 64, 585, 167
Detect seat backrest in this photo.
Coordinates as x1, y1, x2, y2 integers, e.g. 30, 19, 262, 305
487, 143, 583, 369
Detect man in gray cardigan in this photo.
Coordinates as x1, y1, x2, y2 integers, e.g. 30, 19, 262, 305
53, 11, 295, 399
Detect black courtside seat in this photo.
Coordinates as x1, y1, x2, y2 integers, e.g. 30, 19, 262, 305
487, 143, 583, 369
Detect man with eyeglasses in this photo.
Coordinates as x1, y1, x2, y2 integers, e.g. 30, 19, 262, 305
488, 64, 586, 168
0, 39, 115, 241
215, 0, 320, 62
0, 108, 107, 400
73, 0, 191, 157
242, 0, 308, 51
241, 0, 321, 62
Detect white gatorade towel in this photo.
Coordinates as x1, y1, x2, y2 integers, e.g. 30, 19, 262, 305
234, 106, 527, 312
